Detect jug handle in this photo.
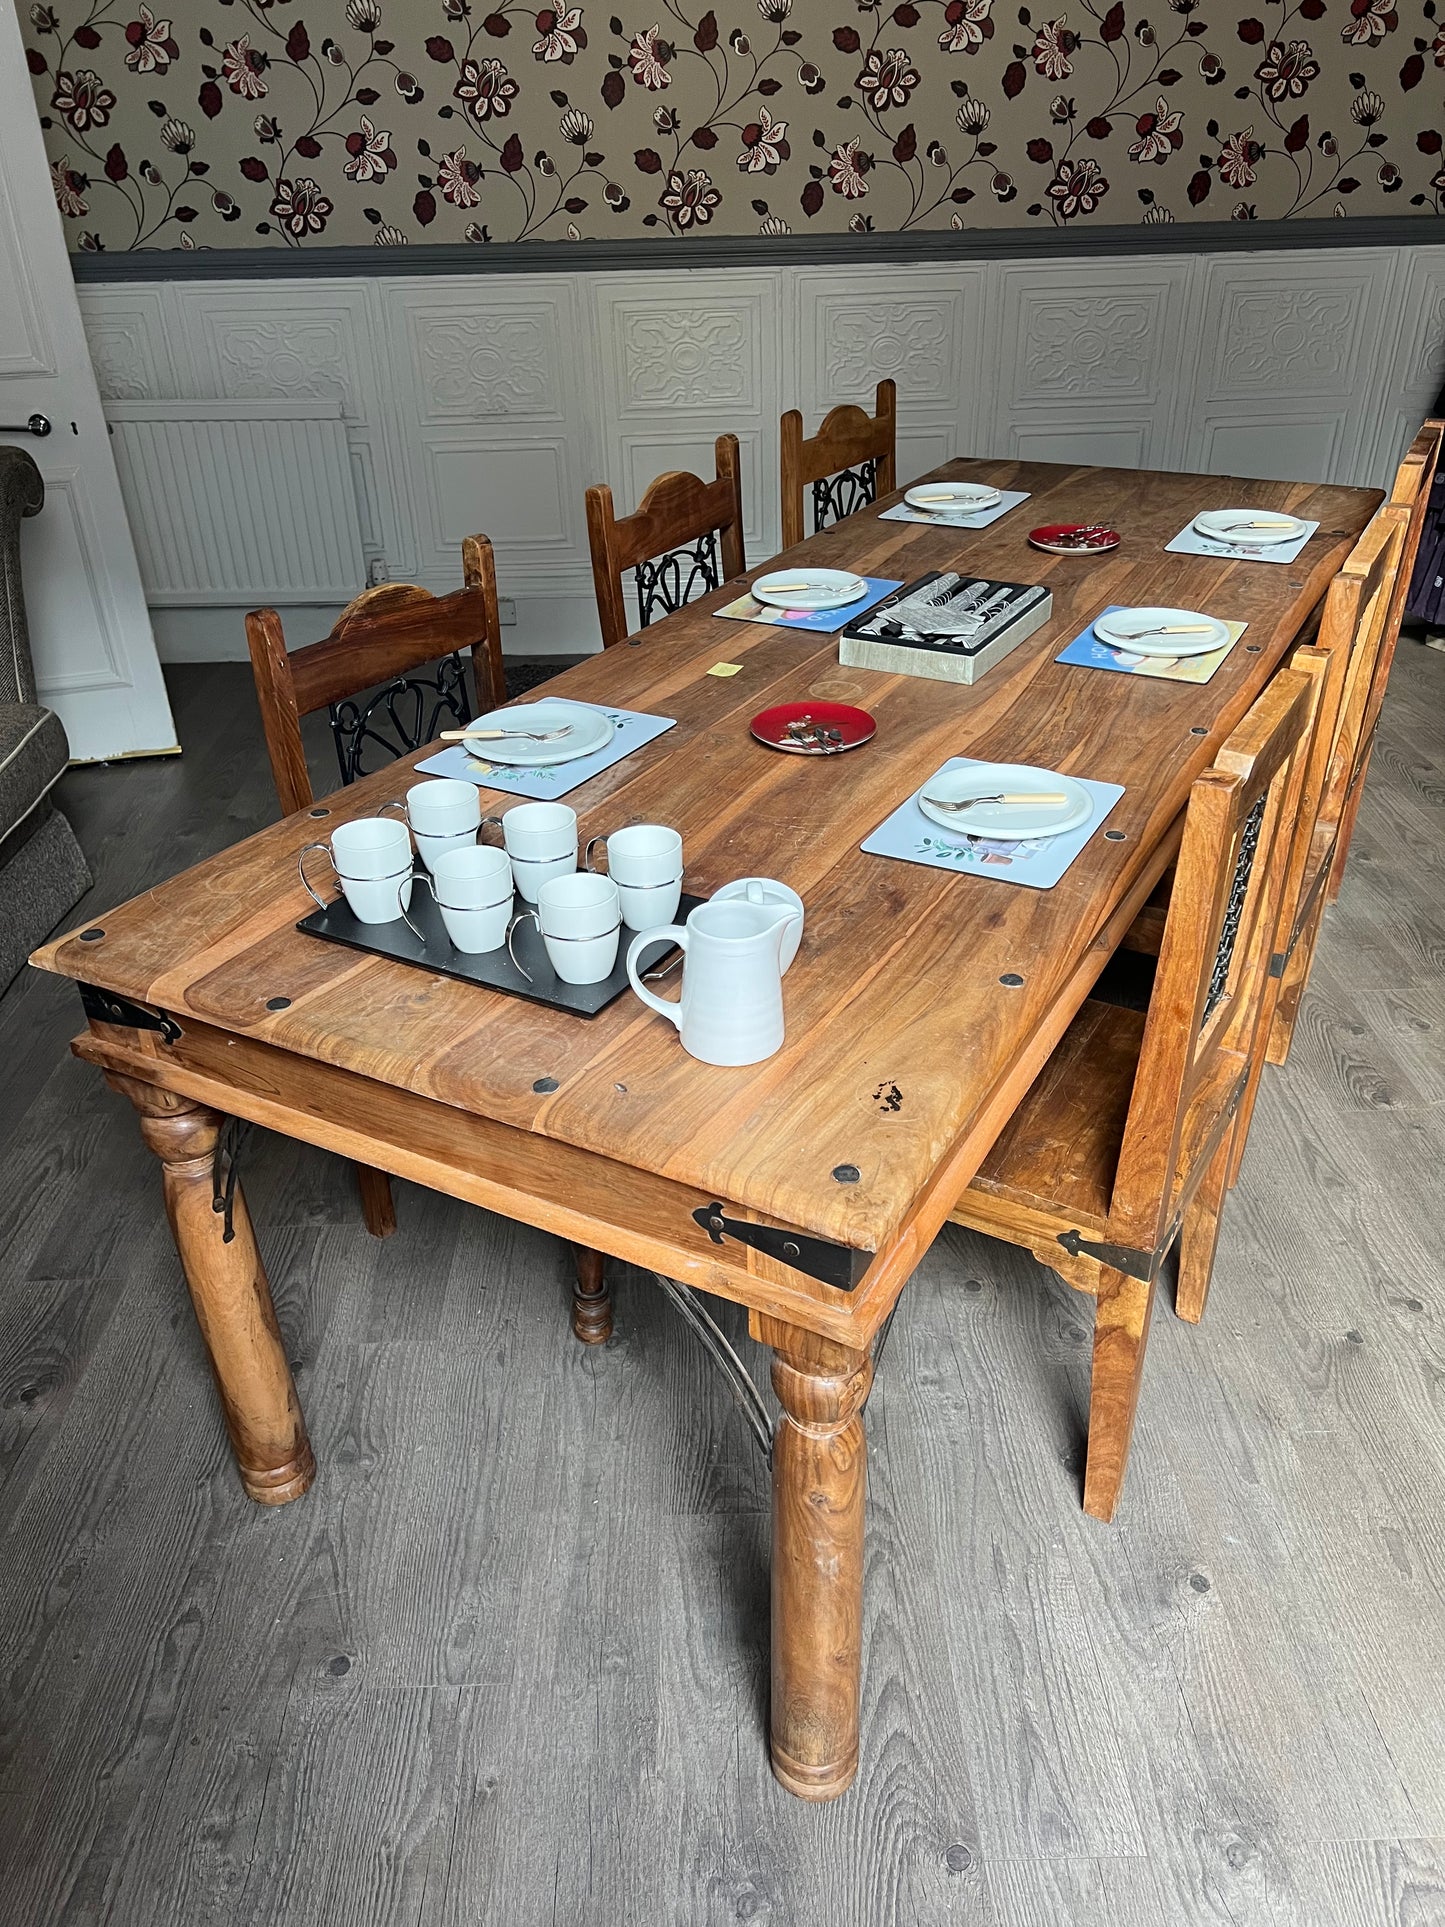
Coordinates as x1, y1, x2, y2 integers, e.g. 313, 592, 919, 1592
626, 926, 688, 1028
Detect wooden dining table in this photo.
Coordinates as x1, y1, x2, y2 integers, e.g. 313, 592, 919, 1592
32, 457, 1380, 1801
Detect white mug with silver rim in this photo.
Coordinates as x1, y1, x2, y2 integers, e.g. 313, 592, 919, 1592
299, 816, 414, 925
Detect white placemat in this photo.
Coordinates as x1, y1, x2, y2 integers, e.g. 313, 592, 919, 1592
880, 489, 1031, 532
1166, 517, 1318, 564
861, 756, 1124, 890
415, 701, 676, 800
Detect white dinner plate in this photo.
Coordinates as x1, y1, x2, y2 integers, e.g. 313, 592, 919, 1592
1093, 606, 1231, 659
461, 699, 614, 767
917, 762, 1093, 841
905, 482, 1001, 515
1192, 507, 1309, 549
752, 567, 869, 611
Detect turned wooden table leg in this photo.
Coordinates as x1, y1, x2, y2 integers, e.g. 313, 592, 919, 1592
570, 1243, 612, 1344
108, 1074, 315, 1506
760, 1315, 871, 1801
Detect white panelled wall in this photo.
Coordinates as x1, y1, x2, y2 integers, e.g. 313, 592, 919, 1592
77, 245, 1445, 663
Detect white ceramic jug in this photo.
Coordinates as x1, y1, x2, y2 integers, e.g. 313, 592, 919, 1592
626, 896, 803, 1066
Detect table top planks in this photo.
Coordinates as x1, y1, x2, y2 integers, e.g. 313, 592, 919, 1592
35, 457, 1380, 1265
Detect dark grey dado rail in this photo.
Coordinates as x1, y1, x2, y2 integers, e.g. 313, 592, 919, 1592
69, 213, 1444, 282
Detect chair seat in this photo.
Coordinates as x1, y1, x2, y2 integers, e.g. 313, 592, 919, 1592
967, 998, 1146, 1232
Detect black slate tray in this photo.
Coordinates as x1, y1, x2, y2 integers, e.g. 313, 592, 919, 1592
297, 873, 700, 1017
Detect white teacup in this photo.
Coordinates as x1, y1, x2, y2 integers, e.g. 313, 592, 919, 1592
417, 844, 514, 953
396, 779, 481, 836
300, 817, 413, 925
486, 802, 579, 902
585, 824, 683, 933
509, 871, 621, 985
711, 877, 805, 972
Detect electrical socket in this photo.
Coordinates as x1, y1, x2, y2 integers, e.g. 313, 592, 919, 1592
497, 596, 517, 626
367, 557, 390, 586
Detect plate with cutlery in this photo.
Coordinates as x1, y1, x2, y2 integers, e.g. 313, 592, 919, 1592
1191, 508, 1310, 550
904, 482, 1002, 517
917, 762, 1093, 839
440, 698, 615, 766
751, 568, 870, 611
1092, 606, 1231, 659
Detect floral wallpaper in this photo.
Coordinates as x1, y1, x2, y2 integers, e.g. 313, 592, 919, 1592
21, 0, 1445, 253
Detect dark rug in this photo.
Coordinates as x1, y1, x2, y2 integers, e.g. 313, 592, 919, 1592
503, 656, 590, 701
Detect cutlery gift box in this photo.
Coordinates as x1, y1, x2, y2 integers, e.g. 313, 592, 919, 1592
838, 573, 1052, 685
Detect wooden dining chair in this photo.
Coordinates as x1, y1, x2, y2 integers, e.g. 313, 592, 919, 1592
949, 666, 1316, 1522
1263, 505, 1406, 1070
1325, 418, 1443, 906
245, 540, 504, 1246
245, 534, 506, 821
780, 380, 897, 551
584, 436, 745, 652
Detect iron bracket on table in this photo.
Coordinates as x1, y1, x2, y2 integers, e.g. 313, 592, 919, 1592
692, 1203, 873, 1293
211, 1118, 253, 1244
78, 983, 182, 1045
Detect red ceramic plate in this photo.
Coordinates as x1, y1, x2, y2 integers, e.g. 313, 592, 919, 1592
1028, 522, 1121, 555
750, 700, 877, 756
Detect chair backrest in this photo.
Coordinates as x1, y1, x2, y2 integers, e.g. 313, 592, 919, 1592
1314, 504, 1406, 845
1105, 666, 1316, 1257
1351, 419, 1444, 763
780, 380, 898, 551
584, 435, 745, 652
245, 533, 505, 817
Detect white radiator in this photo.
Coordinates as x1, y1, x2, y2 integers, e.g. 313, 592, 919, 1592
105, 399, 366, 606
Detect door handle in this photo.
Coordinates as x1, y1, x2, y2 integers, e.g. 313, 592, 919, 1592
0, 414, 52, 438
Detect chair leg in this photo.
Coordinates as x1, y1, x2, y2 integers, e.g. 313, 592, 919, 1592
1326, 765, 1369, 906
1083, 1266, 1157, 1523
1266, 883, 1327, 1067
356, 1163, 398, 1238
1177, 1130, 1234, 1324
570, 1244, 612, 1344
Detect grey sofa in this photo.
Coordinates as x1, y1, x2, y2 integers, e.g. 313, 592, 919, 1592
1, 445, 92, 993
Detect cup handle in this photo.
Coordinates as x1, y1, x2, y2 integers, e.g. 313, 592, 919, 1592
626, 926, 688, 1027
297, 842, 338, 912
397, 871, 432, 945
379, 799, 409, 820
583, 833, 607, 874
479, 815, 506, 849
506, 908, 539, 983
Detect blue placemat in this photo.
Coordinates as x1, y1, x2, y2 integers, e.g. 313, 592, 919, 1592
861, 756, 1124, 890
714, 576, 903, 634
415, 701, 676, 801
1056, 605, 1247, 685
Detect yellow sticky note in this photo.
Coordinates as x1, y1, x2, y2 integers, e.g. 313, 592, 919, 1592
707, 661, 744, 678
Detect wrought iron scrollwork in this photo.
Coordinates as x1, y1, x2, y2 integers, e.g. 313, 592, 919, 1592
811, 458, 878, 535
633, 532, 722, 630
651, 1274, 773, 1461
1203, 791, 1267, 1023
328, 651, 472, 787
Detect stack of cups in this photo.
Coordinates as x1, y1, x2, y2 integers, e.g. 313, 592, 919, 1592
423, 844, 514, 953
387, 780, 481, 872
299, 817, 414, 924
510, 871, 621, 985
487, 803, 578, 902
584, 825, 683, 932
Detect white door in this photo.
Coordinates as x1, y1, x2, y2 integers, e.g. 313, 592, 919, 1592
0, 0, 176, 762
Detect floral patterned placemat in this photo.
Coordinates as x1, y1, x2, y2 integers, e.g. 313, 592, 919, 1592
713, 576, 903, 633
879, 490, 1031, 531
1166, 518, 1319, 563
1056, 605, 1248, 684
414, 702, 675, 800
861, 756, 1124, 891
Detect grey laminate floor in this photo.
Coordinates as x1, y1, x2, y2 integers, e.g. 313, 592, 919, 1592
2, 650, 1443, 1927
